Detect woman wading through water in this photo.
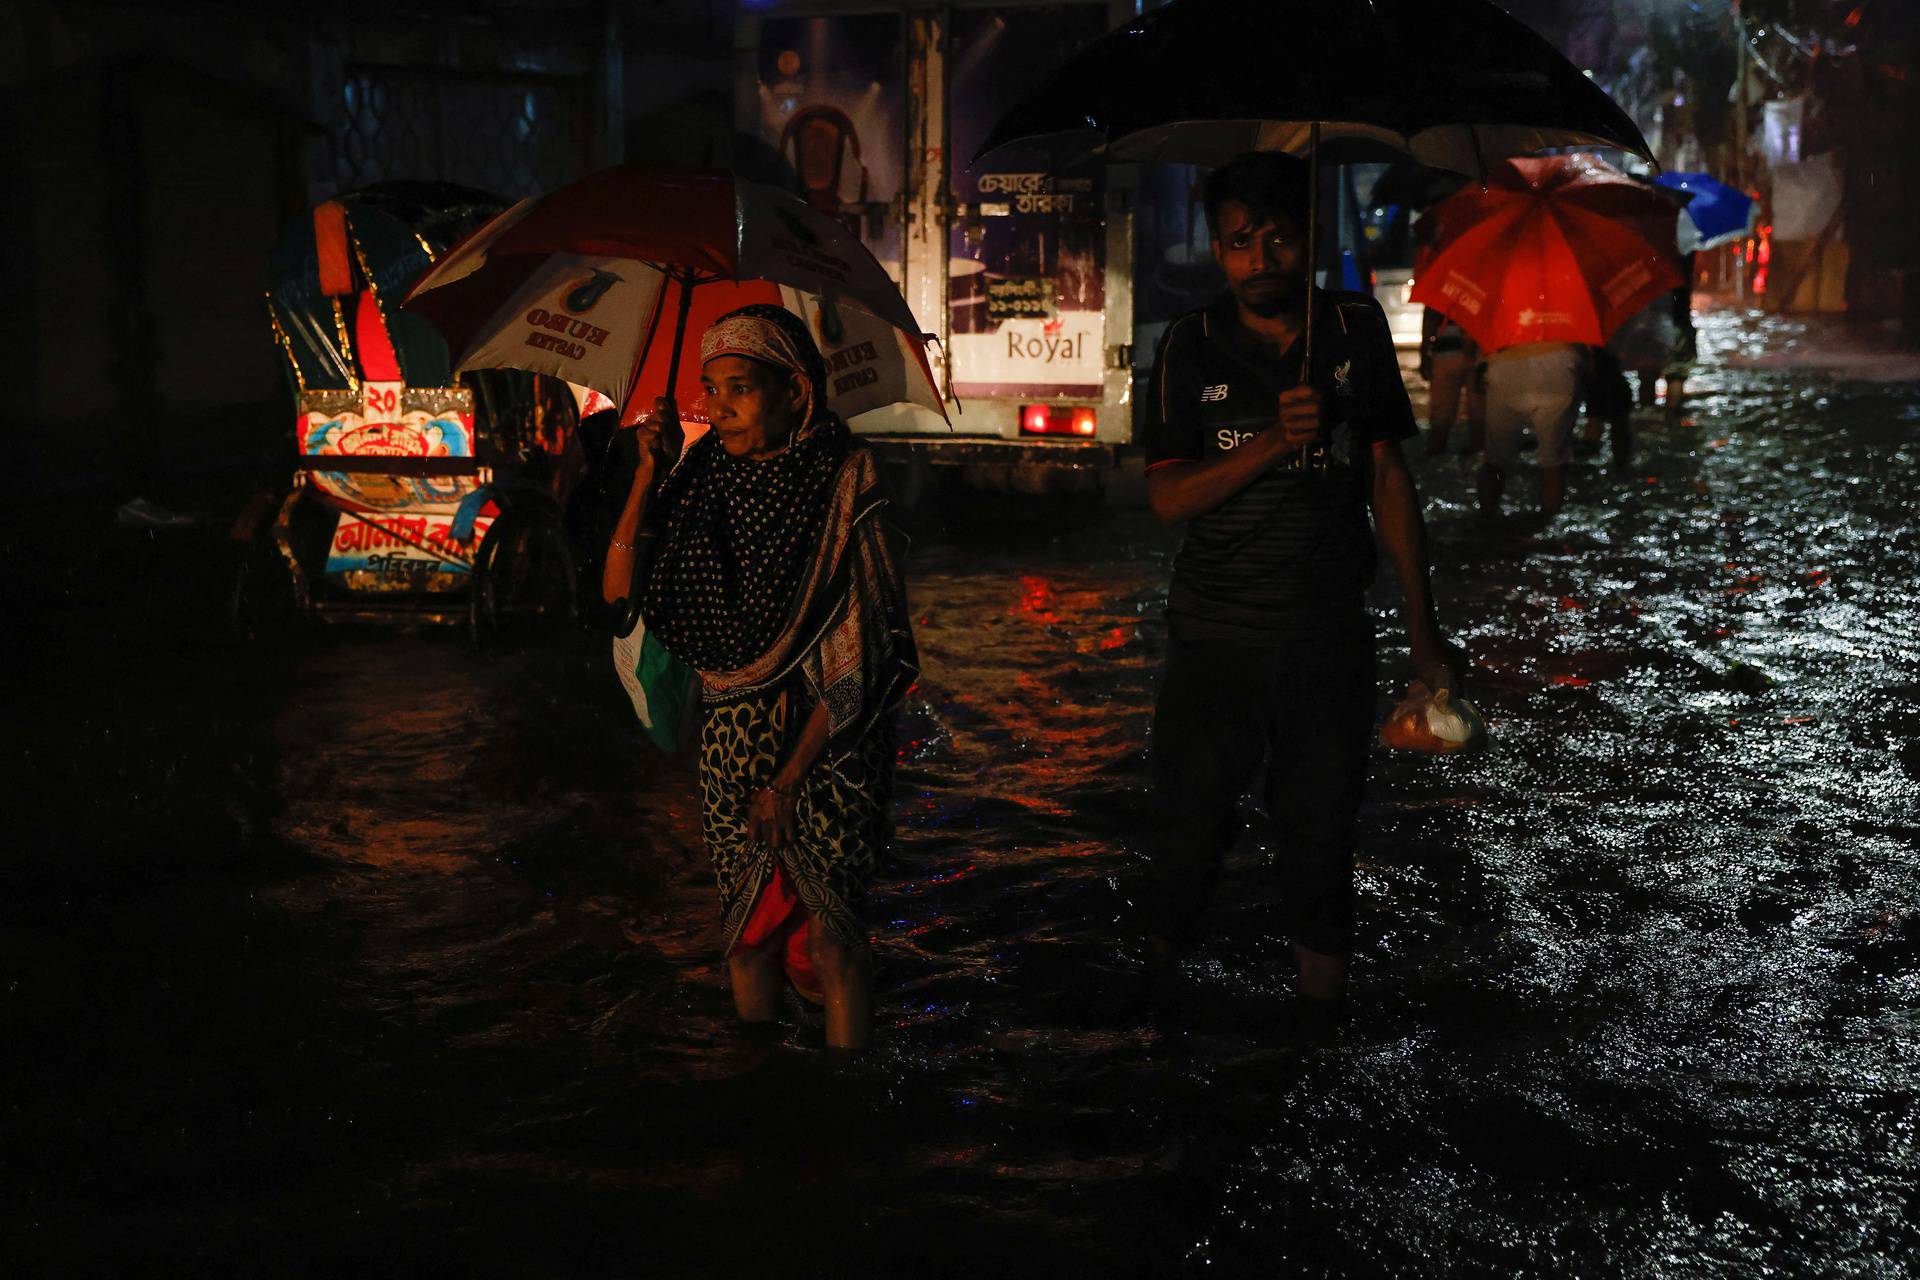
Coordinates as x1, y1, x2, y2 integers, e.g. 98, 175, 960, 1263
602, 304, 917, 1054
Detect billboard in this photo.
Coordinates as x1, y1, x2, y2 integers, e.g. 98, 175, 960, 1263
946, 6, 1110, 399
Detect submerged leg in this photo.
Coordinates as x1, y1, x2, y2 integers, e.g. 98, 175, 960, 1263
1265, 606, 1371, 1015
1664, 373, 1687, 415
1540, 464, 1565, 516
1426, 354, 1464, 455
1477, 462, 1505, 516
808, 915, 872, 1052
1140, 630, 1273, 957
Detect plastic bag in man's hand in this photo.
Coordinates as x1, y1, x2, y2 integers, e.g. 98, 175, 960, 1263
1381, 679, 1487, 754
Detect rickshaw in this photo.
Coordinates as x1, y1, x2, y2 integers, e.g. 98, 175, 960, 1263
232, 182, 590, 642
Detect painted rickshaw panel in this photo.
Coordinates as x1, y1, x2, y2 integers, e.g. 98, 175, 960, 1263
265, 183, 576, 602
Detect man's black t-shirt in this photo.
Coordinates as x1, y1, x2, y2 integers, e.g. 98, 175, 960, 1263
1143, 290, 1417, 642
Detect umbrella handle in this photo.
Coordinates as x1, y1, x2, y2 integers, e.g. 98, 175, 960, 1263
616, 592, 645, 639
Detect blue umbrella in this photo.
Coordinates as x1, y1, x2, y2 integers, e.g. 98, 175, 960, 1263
1653, 172, 1758, 252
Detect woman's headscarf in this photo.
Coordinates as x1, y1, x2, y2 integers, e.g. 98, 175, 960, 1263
641, 304, 848, 674
699, 306, 829, 430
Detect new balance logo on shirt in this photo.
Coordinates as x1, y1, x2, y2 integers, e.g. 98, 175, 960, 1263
1199, 383, 1229, 402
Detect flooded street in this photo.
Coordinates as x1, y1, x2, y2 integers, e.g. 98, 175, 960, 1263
8, 309, 1919, 1276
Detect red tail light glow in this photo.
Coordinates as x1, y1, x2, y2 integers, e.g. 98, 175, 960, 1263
1019, 404, 1098, 437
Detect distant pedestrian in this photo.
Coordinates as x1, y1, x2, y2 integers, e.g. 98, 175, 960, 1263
1137, 153, 1463, 1017
1478, 340, 1583, 517
1579, 345, 1635, 470
1419, 306, 1485, 455
1610, 303, 1674, 410
1662, 252, 1700, 411
602, 305, 917, 1055
1610, 251, 1697, 413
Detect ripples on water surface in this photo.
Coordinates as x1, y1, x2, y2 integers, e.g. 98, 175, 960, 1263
6, 311, 1918, 1276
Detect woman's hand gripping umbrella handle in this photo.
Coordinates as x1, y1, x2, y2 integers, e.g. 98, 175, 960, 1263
602, 397, 683, 634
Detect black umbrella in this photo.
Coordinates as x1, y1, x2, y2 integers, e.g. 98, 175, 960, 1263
976, 0, 1654, 365
1367, 160, 1469, 211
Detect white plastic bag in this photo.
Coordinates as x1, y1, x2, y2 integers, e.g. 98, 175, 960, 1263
1381, 680, 1487, 754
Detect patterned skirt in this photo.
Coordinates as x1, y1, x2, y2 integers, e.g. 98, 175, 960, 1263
699, 684, 896, 954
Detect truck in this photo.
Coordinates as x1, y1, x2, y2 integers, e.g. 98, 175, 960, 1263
734, 0, 1139, 493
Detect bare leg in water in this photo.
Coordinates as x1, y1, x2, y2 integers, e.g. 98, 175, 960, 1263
728, 935, 784, 1023
1477, 462, 1504, 517
808, 915, 872, 1051
1637, 371, 1659, 409
1664, 373, 1687, 417
1427, 354, 1467, 455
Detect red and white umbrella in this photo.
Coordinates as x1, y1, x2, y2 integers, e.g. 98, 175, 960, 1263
1410, 155, 1685, 352
404, 167, 946, 431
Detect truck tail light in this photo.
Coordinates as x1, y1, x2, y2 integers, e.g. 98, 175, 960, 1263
1019, 404, 1098, 437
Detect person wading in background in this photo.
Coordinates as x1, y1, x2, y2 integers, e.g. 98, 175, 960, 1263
1135, 153, 1463, 1019
1478, 338, 1584, 517
1419, 305, 1485, 456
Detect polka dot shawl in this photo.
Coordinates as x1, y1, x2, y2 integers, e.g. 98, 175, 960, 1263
640, 306, 848, 675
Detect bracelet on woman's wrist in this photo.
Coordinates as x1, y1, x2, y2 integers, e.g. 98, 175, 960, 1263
610, 539, 636, 551
763, 778, 801, 799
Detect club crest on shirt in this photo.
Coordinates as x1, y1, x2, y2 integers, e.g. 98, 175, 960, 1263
1332, 359, 1354, 394
1199, 383, 1229, 402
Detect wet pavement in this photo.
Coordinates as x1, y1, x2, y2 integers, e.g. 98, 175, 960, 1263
6, 309, 1918, 1277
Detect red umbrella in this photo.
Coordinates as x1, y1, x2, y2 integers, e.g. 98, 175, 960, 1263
404, 167, 945, 432
1410, 155, 1684, 352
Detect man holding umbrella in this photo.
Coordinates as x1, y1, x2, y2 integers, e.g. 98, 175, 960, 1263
1137, 153, 1461, 1014
973, 0, 1656, 1021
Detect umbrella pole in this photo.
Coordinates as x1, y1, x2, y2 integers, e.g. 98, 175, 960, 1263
613, 270, 699, 637
664, 270, 697, 415
1304, 122, 1320, 364
655, 270, 700, 466
1303, 120, 1320, 458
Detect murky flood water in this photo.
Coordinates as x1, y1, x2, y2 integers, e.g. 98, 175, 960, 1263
7, 310, 1919, 1276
